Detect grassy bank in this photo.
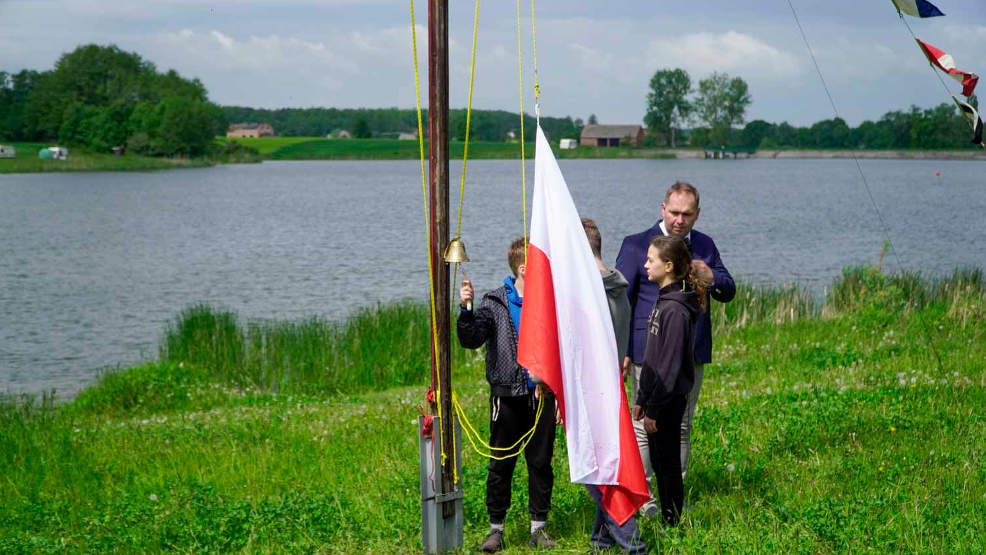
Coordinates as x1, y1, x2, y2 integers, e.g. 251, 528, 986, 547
0, 141, 262, 174
0, 142, 217, 173
2, 267, 984, 552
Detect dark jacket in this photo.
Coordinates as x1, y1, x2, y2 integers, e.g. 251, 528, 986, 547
636, 282, 701, 418
616, 220, 735, 364
602, 268, 632, 363
456, 285, 530, 397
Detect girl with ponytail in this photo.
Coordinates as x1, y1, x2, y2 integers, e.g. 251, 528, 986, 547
631, 235, 705, 527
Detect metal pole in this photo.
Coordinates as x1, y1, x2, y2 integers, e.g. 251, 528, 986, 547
427, 0, 457, 521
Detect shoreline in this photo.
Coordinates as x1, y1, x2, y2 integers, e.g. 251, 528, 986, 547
4, 143, 984, 174
662, 148, 986, 160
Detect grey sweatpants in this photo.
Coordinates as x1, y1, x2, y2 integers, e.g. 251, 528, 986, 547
631, 362, 704, 486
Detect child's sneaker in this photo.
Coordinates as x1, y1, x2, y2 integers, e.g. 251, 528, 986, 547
480, 529, 504, 552
529, 527, 557, 549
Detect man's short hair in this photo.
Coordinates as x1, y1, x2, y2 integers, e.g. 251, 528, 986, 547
665, 181, 700, 208
508, 237, 527, 276
581, 218, 602, 258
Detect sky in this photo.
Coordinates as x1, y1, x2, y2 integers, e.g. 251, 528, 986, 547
1, 0, 985, 127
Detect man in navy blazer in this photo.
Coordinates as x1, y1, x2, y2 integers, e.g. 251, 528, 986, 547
616, 181, 735, 515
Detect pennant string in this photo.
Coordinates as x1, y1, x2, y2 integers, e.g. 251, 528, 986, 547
785, 0, 946, 373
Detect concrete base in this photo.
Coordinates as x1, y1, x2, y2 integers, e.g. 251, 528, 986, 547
419, 415, 463, 553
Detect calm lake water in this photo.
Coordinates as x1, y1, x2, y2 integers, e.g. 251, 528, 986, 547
2, 158, 984, 395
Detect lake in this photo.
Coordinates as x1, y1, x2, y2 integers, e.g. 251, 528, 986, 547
2, 158, 984, 395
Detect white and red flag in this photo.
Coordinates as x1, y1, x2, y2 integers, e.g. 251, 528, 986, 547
517, 125, 649, 526
916, 39, 979, 97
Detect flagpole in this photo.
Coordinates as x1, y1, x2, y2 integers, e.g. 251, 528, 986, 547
421, 0, 462, 551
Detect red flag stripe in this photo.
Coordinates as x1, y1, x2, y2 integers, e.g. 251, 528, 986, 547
518, 244, 566, 420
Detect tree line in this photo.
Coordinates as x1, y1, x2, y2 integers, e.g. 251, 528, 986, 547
220, 106, 579, 143
644, 67, 980, 150
0, 45, 225, 156
739, 103, 978, 150
2, 47, 978, 156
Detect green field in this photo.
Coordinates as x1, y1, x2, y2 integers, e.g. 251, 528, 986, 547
226, 137, 678, 161
2, 267, 984, 552
223, 137, 320, 155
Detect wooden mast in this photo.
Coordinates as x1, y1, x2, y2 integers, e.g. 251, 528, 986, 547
427, 0, 456, 518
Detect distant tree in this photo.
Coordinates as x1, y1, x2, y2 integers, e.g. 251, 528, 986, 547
774, 122, 798, 147
353, 118, 371, 138
808, 117, 851, 148
694, 72, 751, 145
57, 102, 94, 145
154, 97, 217, 156
644, 68, 692, 147
563, 117, 584, 140
587, 114, 598, 125
742, 119, 774, 149
87, 103, 131, 151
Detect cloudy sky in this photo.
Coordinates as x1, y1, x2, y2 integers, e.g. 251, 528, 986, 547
2, 0, 984, 126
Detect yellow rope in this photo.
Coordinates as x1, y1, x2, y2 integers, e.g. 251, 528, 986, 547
447, 0, 481, 486
409, 0, 548, 468
454, 389, 545, 460
530, 0, 540, 106
515, 0, 528, 264
409, 0, 450, 477
450, 0, 481, 315
455, 0, 480, 243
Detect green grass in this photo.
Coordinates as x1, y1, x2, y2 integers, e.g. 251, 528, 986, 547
225, 137, 319, 155
225, 137, 679, 161
0, 142, 217, 173
1, 267, 984, 552
158, 301, 470, 395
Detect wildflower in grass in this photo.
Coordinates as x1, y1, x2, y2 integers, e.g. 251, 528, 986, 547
889, 426, 896, 433
727, 463, 735, 473
149, 494, 158, 502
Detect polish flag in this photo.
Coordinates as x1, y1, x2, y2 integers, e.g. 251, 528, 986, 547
916, 39, 979, 97
517, 125, 649, 525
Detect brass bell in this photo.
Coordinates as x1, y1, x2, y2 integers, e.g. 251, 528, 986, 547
443, 237, 470, 263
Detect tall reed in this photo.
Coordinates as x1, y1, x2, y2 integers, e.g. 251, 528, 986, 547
153, 266, 982, 395
159, 300, 473, 395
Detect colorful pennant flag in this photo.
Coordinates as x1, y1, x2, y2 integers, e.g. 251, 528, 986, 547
891, 0, 944, 18
916, 39, 979, 97
517, 125, 649, 526
953, 96, 985, 146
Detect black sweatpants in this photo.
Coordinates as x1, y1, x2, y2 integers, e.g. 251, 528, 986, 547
646, 394, 687, 526
486, 390, 556, 523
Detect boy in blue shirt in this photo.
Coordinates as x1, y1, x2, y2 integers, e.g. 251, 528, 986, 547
457, 238, 558, 552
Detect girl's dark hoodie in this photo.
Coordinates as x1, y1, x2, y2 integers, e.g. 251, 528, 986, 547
636, 281, 701, 419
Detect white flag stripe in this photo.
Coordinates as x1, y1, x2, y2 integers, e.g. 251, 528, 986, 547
531, 125, 624, 484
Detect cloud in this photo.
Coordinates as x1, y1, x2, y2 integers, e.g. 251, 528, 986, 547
142, 26, 422, 108
646, 31, 801, 80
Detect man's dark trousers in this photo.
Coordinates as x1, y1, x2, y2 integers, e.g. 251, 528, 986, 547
486, 390, 556, 523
